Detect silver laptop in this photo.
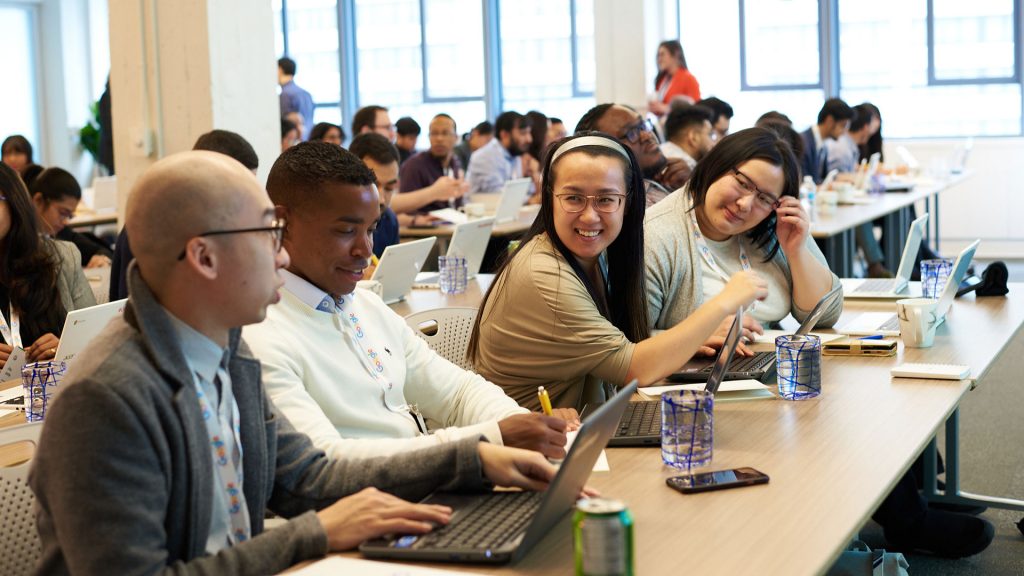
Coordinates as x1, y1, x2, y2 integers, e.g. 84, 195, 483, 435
842, 240, 979, 336
841, 213, 929, 299
494, 178, 532, 224
370, 237, 437, 304
360, 380, 637, 564
54, 298, 128, 369
415, 217, 495, 285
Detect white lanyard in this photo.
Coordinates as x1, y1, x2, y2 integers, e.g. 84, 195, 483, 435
0, 305, 23, 350
689, 209, 757, 311
193, 365, 251, 546
331, 293, 410, 415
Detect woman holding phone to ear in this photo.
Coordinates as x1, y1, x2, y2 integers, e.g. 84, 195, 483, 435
0, 164, 95, 368
467, 132, 766, 411
645, 127, 841, 343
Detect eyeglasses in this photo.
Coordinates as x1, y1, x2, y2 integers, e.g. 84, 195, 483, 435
621, 119, 657, 144
555, 193, 626, 214
176, 217, 287, 261
732, 169, 780, 211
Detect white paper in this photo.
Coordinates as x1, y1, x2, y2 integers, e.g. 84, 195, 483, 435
754, 330, 845, 345
0, 408, 18, 418
428, 208, 467, 224
0, 347, 27, 382
562, 430, 610, 472
642, 379, 774, 398
291, 556, 479, 575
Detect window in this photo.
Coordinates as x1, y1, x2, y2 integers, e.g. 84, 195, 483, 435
929, 0, 1019, 83
0, 5, 40, 152
499, 0, 595, 127
274, 0, 342, 125
740, 0, 822, 89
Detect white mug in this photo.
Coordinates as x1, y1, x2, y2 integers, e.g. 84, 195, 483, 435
896, 297, 940, 348
835, 182, 855, 203
463, 202, 486, 219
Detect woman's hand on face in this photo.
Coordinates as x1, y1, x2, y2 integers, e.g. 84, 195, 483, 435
774, 196, 810, 255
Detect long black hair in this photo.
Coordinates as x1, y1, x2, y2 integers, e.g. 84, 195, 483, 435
0, 164, 67, 341
467, 132, 650, 363
685, 127, 800, 261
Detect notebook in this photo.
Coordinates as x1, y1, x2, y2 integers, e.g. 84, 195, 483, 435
359, 380, 636, 564
842, 239, 979, 336
370, 237, 437, 304
415, 217, 495, 285
841, 213, 929, 299
609, 310, 747, 447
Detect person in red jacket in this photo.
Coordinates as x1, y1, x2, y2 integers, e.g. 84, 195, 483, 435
649, 40, 700, 117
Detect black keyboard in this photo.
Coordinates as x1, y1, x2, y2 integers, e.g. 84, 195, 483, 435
416, 491, 541, 550
693, 351, 775, 375
616, 400, 661, 438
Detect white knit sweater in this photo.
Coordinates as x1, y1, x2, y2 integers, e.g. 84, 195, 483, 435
243, 271, 527, 460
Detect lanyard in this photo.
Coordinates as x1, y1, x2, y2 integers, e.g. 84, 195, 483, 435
689, 209, 757, 311
0, 305, 22, 350
331, 293, 410, 415
193, 365, 251, 546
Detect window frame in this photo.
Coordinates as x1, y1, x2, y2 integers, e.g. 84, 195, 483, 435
738, 0, 826, 91
925, 0, 1022, 86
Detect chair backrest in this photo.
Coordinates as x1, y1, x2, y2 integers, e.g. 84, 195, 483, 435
0, 422, 43, 576
404, 307, 479, 370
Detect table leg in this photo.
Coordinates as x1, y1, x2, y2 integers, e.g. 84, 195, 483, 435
816, 230, 854, 278
923, 407, 1024, 512
881, 208, 910, 274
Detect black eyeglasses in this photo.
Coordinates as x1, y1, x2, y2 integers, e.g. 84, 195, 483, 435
177, 218, 287, 261
621, 119, 657, 144
732, 169, 780, 211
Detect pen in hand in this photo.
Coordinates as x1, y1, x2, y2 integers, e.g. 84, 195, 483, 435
537, 386, 553, 416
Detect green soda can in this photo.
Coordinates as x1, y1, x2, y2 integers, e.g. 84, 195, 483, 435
573, 498, 634, 576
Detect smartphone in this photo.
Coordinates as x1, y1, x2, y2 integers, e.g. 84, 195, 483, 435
666, 467, 769, 494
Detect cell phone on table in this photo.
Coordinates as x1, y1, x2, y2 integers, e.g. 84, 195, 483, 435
666, 467, 769, 494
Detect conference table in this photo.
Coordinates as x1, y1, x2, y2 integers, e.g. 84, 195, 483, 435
399, 206, 538, 256
375, 276, 1024, 575
812, 172, 971, 278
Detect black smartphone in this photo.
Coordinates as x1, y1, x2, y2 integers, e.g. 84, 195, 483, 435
666, 467, 769, 494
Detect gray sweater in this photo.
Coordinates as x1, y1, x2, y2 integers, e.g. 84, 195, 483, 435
644, 187, 842, 330
29, 266, 488, 575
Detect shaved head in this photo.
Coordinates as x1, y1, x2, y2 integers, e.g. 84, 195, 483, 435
126, 151, 260, 283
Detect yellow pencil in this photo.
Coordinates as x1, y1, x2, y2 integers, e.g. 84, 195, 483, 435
537, 386, 553, 416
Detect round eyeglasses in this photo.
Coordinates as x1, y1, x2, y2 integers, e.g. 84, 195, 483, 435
554, 193, 626, 214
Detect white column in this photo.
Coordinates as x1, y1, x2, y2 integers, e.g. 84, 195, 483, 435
108, 0, 279, 222
593, 0, 672, 111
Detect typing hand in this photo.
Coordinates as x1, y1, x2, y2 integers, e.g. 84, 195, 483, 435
26, 333, 59, 363
477, 442, 556, 492
700, 335, 755, 358
317, 487, 452, 551
497, 413, 568, 459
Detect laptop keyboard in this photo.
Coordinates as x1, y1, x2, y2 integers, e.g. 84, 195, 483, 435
414, 491, 542, 550
692, 351, 775, 374
616, 400, 661, 438
854, 279, 896, 293
880, 314, 900, 331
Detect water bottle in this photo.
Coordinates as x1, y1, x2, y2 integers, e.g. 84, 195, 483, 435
800, 175, 817, 223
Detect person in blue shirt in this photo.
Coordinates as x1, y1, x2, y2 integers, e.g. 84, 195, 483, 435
278, 57, 314, 140
348, 133, 401, 260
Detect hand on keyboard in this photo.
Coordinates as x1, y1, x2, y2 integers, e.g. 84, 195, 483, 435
317, 487, 453, 551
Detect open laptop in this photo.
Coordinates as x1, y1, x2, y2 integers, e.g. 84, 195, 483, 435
415, 217, 495, 285
854, 152, 881, 191
370, 237, 437, 304
54, 298, 128, 369
493, 178, 532, 224
841, 213, 929, 299
609, 311, 745, 447
842, 240, 979, 336
360, 380, 636, 564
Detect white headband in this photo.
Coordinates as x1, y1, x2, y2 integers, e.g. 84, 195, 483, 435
550, 135, 631, 164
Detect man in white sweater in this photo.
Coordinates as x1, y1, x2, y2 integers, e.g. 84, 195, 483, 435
244, 142, 575, 461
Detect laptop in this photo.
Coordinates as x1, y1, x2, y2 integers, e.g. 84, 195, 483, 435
360, 380, 636, 564
753, 285, 844, 344
610, 309, 746, 447
54, 298, 128, 369
493, 178, 532, 224
854, 152, 881, 191
415, 217, 495, 285
841, 213, 929, 299
370, 237, 437, 304
842, 240, 979, 336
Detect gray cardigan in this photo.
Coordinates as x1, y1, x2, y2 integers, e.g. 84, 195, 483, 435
29, 266, 488, 575
644, 187, 842, 330
50, 238, 96, 312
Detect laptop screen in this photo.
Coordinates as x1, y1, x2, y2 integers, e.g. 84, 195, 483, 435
933, 240, 979, 318
705, 308, 743, 395
893, 214, 929, 283
796, 286, 842, 336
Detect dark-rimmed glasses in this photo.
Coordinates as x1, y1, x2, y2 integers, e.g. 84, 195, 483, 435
555, 193, 626, 214
176, 217, 287, 261
732, 169, 780, 211
621, 118, 657, 145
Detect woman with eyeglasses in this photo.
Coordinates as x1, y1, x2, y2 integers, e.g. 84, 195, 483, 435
645, 127, 840, 343
467, 132, 767, 411
30, 167, 114, 268
0, 164, 95, 369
